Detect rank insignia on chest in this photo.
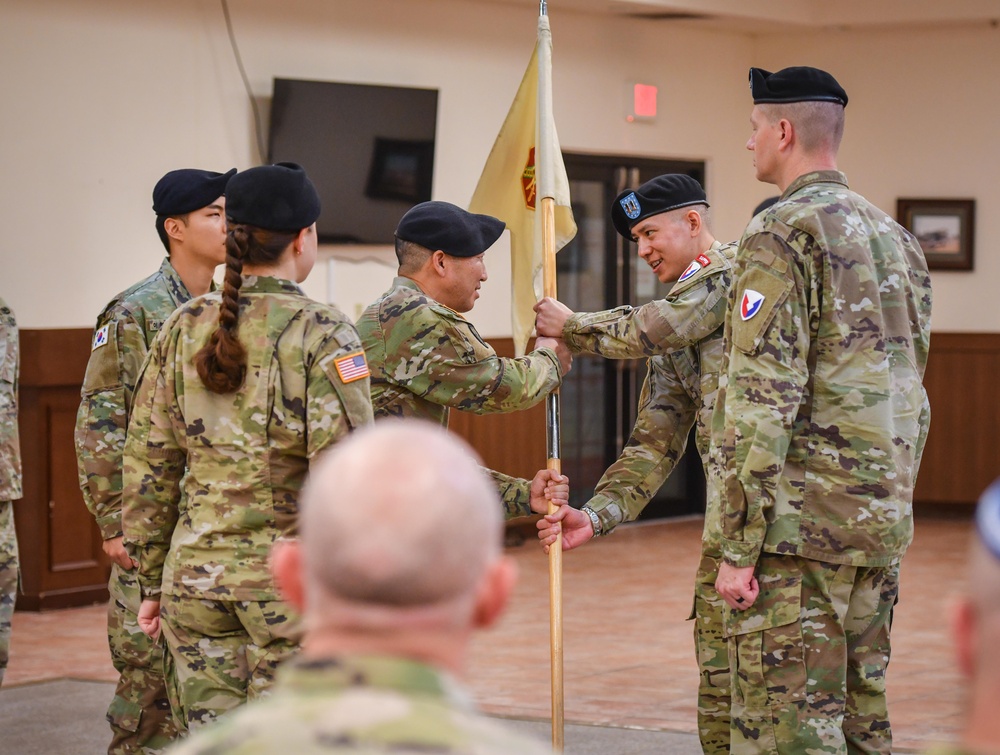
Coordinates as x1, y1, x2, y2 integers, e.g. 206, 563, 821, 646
740, 289, 765, 321
334, 351, 371, 383
677, 259, 702, 282
92, 324, 110, 350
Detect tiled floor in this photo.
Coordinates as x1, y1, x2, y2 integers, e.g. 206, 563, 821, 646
6, 514, 969, 752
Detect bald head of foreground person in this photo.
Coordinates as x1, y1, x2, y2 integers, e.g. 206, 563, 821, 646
167, 421, 555, 755
274, 421, 516, 670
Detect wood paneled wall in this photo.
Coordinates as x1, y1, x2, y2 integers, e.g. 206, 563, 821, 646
913, 332, 1000, 504
12, 329, 995, 609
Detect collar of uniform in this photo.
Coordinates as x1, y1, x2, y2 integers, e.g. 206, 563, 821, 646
393, 275, 423, 294
239, 274, 305, 296
781, 170, 849, 200
277, 653, 474, 708
160, 257, 195, 307
392, 276, 465, 319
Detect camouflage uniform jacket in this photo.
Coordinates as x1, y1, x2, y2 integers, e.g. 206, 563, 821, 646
562, 241, 734, 358
357, 276, 562, 518
561, 242, 737, 549
123, 276, 374, 601
357, 276, 561, 423
75, 258, 198, 540
167, 654, 552, 754
0, 298, 21, 502
717, 171, 932, 569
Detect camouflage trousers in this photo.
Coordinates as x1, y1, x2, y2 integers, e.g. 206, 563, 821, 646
690, 553, 730, 755
0, 500, 19, 688
106, 562, 179, 754
725, 554, 899, 755
160, 594, 301, 732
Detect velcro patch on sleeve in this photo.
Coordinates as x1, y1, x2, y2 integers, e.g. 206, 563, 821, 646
731, 265, 792, 355
334, 351, 371, 383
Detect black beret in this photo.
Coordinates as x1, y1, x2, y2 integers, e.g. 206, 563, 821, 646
611, 174, 708, 239
152, 168, 236, 216
749, 66, 848, 107
225, 162, 321, 231
396, 201, 505, 258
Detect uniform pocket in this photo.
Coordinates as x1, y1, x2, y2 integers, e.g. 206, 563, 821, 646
725, 568, 805, 709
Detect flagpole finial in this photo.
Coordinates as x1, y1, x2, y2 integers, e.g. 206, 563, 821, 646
540, 0, 547, 16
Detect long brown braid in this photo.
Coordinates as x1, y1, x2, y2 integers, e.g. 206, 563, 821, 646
195, 224, 299, 393
195, 225, 249, 393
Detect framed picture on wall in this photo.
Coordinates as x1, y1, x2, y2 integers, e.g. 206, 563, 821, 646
896, 198, 975, 271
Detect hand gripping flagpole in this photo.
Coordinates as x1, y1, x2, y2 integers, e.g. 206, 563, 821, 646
537, 1, 564, 750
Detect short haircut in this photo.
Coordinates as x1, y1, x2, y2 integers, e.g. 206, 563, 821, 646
758, 100, 845, 153
395, 238, 433, 274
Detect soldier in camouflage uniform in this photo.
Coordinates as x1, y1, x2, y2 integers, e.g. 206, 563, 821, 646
75, 167, 236, 753
923, 481, 1000, 755
122, 163, 373, 732
534, 174, 738, 754
168, 422, 551, 755
0, 297, 22, 689
356, 200, 572, 519
714, 67, 932, 754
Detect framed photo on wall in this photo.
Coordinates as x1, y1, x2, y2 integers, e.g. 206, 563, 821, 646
896, 198, 975, 271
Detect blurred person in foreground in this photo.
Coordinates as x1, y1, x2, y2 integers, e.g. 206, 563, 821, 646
924, 481, 1000, 755
168, 421, 551, 755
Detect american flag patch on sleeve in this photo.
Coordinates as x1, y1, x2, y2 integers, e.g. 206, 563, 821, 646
334, 351, 370, 383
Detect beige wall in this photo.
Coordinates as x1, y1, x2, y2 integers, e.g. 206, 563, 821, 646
1, 0, 995, 334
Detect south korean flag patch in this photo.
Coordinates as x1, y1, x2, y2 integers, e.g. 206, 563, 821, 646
740, 289, 765, 321
92, 324, 110, 351
677, 258, 702, 283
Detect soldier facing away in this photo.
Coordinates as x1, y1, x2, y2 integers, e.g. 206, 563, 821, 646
168, 421, 552, 755
713, 66, 932, 753
75, 166, 235, 753
122, 163, 373, 732
356, 200, 571, 519
534, 174, 739, 754
0, 296, 22, 689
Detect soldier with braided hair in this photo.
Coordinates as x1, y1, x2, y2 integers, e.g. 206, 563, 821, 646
122, 162, 373, 732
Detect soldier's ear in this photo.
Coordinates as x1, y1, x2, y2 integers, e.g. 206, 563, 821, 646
472, 556, 517, 630
430, 250, 449, 278
163, 216, 185, 244
685, 209, 702, 235
271, 539, 306, 612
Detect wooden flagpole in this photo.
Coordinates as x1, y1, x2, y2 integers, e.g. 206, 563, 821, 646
538, 2, 564, 750
542, 194, 564, 752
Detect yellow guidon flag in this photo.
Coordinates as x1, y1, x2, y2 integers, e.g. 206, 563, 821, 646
469, 13, 577, 357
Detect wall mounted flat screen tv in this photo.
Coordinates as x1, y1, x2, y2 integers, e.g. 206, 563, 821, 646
268, 78, 438, 244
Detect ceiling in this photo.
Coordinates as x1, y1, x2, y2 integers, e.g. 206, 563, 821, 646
484, 0, 1000, 32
